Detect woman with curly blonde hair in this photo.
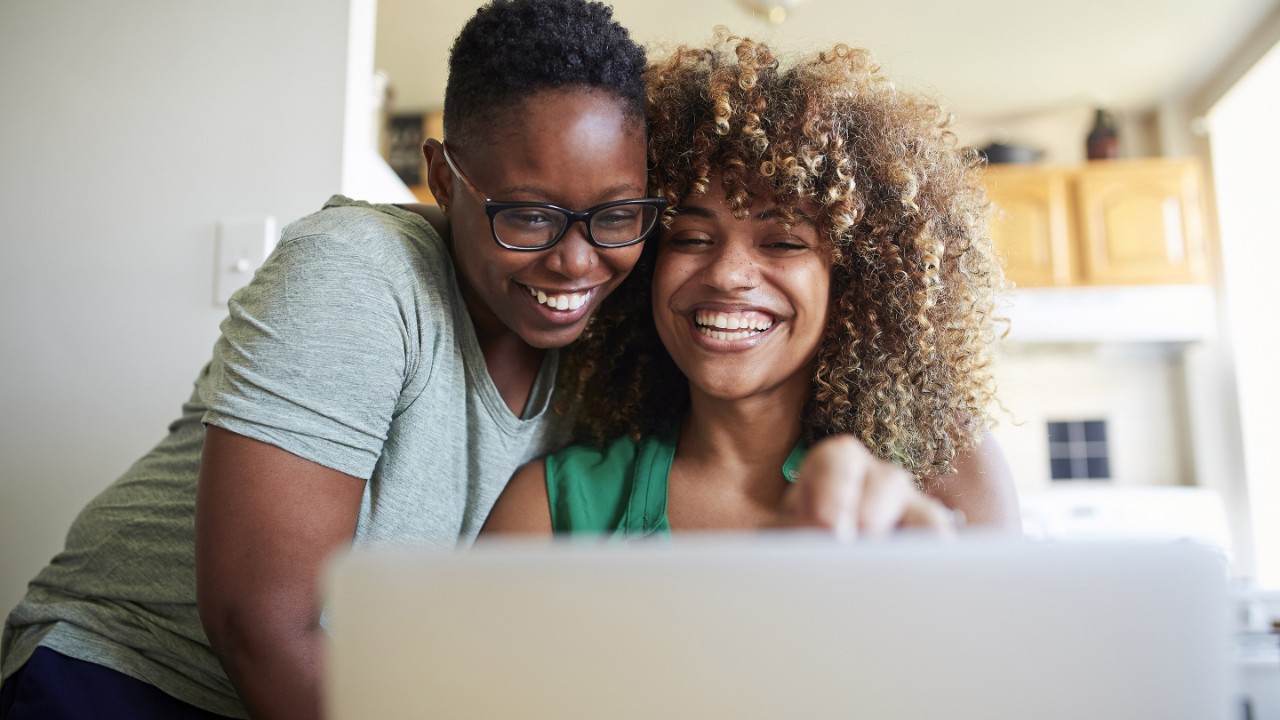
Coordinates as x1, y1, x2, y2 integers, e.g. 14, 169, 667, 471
483, 32, 1019, 538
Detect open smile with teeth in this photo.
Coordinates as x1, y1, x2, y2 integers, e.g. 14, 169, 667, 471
694, 309, 775, 341
526, 285, 589, 312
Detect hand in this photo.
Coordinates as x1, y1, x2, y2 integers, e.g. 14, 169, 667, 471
772, 434, 960, 540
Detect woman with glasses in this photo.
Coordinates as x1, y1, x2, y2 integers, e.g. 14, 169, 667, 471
482, 33, 1020, 539
0, 2, 657, 719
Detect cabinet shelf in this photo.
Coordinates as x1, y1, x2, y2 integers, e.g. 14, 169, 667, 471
985, 158, 1211, 288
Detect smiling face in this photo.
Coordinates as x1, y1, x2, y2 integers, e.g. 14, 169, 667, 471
425, 87, 649, 350
652, 178, 833, 406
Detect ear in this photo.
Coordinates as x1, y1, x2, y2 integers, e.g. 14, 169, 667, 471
422, 139, 453, 210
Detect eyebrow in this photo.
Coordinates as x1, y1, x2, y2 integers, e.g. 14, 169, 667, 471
672, 205, 718, 219
675, 204, 815, 225
494, 182, 648, 204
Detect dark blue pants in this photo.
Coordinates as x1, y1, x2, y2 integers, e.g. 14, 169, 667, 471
0, 647, 234, 720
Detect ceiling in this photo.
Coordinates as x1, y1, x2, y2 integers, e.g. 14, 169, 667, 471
376, 0, 1279, 122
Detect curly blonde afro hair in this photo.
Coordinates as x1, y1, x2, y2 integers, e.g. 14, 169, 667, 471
560, 31, 1004, 478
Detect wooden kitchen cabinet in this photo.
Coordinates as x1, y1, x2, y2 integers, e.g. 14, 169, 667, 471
984, 158, 1210, 288
984, 166, 1074, 287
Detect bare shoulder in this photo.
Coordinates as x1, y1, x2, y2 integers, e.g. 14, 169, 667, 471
480, 459, 554, 536
922, 431, 1021, 534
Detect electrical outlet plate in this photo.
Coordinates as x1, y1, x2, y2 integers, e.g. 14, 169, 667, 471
214, 215, 277, 307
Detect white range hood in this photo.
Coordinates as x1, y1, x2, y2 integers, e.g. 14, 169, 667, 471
998, 284, 1217, 344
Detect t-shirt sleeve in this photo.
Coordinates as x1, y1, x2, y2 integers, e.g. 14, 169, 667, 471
202, 230, 419, 479
544, 437, 639, 533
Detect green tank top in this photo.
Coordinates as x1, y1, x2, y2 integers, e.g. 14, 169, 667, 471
545, 433, 805, 537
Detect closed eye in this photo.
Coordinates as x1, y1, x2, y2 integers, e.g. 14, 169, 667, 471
665, 234, 712, 248
502, 210, 557, 227
763, 237, 811, 252
595, 208, 642, 227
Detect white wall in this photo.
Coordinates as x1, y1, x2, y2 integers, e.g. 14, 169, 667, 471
989, 343, 1194, 492
1208, 42, 1280, 588
0, 0, 355, 616
954, 107, 1161, 166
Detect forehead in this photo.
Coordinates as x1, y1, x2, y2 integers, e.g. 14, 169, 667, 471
674, 185, 820, 227
462, 88, 644, 154
680, 169, 813, 209
452, 88, 649, 203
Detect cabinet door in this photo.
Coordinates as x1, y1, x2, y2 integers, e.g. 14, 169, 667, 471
985, 167, 1075, 287
1075, 159, 1209, 285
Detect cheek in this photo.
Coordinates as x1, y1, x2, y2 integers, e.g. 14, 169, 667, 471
814, 272, 833, 320
448, 240, 484, 287
797, 267, 832, 340
451, 216, 493, 264
450, 209, 492, 251
459, 243, 531, 290
651, 254, 688, 311
651, 275, 673, 319
606, 244, 646, 279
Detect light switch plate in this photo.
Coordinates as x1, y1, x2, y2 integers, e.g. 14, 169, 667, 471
214, 215, 277, 307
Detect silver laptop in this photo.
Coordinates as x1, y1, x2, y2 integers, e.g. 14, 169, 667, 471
324, 535, 1231, 720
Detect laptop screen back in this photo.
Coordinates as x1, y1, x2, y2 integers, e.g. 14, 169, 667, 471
325, 536, 1230, 720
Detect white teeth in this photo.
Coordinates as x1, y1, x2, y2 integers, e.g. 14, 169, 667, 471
700, 328, 757, 341
528, 285, 587, 312
694, 309, 774, 334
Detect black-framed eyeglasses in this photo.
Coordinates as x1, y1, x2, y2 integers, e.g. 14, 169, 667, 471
441, 142, 668, 252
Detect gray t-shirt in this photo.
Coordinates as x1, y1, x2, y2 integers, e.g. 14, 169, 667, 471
1, 196, 572, 718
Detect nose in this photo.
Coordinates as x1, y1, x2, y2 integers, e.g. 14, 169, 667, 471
703, 241, 759, 291
543, 220, 598, 279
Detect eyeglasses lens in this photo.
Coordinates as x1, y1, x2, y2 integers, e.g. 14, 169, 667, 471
590, 204, 659, 247
492, 208, 566, 249
492, 203, 660, 249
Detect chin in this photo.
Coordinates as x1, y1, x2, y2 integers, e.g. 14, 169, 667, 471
688, 372, 762, 401
520, 324, 588, 350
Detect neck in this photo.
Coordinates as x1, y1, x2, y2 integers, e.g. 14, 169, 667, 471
663, 378, 808, 531
477, 323, 546, 417
677, 378, 809, 487
456, 267, 545, 417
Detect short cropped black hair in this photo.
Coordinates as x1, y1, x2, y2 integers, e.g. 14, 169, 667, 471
443, 0, 647, 147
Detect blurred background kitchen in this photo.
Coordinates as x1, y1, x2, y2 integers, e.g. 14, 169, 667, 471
1, 0, 1277, 668
370, 0, 1277, 590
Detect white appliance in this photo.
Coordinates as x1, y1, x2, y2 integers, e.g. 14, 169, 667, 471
1020, 485, 1233, 554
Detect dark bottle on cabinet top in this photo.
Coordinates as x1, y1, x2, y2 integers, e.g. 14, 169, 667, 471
1086, 108, 1119, 160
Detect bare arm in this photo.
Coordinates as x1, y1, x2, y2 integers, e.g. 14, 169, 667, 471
483, 434, 1019, 539
480, 460, 554, 536
774, 434, 959, 539
195, 426, 365, 720
923, 431, 1021, 533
